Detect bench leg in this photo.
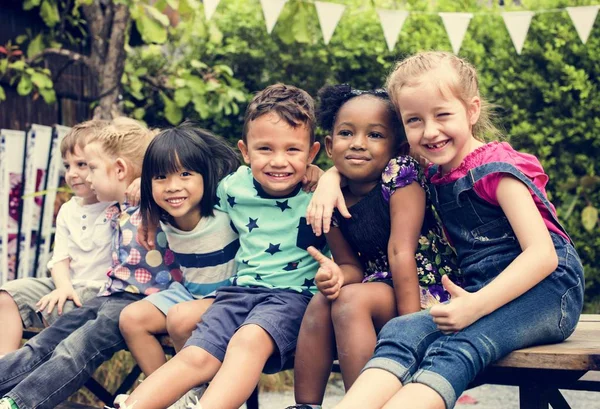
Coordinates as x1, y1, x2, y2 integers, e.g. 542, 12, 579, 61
82, 377, 115, 406
519, 384, 549, 409
246, 386, 259, 409
114, 364, 144, 397
546, 389, 572, 409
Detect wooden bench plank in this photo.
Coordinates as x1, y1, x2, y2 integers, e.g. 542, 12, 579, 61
492, 318, 600, 370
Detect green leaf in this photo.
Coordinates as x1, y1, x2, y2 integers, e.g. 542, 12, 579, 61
40, 0, 60, 27
30, 71, 53, 89
582, 206, 598, 232
23, 0, 41, 11
27, 34, 45, 59
162, 94, 183, 125
174, 88, 192, 107
0, 59, 8, 74
0, 86, 5, 101
133, 108, 146, 120
16, 35, 28, 44
38, 87, 56, 104
136, 14, 168, 44
166, 0, 179, 10
9, 61, 26, 71
17, 76, 33, 96
144, 5, 170, 27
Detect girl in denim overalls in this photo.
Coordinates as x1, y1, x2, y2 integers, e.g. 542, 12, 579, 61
322, 51, 585, 409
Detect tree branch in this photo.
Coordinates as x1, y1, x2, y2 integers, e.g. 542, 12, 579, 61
27, 48, 91, 67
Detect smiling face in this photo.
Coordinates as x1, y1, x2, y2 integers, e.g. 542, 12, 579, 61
151, 168, 204, 231
238, 112, 320, 197
396, 70, 481, 173
63, 145, 97, 205
326, 95, 397, 190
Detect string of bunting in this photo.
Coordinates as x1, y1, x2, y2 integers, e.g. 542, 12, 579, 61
201, 0, 599, 55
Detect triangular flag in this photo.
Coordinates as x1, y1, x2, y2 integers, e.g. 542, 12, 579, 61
261, 0, 287, 34
377, 9, 409, 52
204, 0, 220, 21
566, 6, 599, 44
315, 1, 346, 45
502, 11, 534, 55
439, 12, 473, 54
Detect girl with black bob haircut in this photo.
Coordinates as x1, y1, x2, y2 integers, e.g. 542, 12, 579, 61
118, 121, 240, 404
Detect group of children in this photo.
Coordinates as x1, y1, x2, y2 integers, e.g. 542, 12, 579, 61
0, 51, 584, 409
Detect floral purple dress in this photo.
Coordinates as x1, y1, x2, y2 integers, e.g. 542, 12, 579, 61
333, 155, 460, 308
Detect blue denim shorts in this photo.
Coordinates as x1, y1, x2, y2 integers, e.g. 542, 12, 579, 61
144, 281, 195, 315
364, 235, 584, 409
184, 285, 312, 374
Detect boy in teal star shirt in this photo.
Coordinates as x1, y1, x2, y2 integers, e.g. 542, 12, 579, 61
118, 84, 327, 409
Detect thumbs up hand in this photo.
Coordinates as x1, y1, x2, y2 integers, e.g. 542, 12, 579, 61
308, 246, 344, 300
430, 275, 482, 333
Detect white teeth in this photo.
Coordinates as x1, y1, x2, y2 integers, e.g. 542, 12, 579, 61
269, 173, 289, 177
167, 198, 185, 204
427, 141, 448, 149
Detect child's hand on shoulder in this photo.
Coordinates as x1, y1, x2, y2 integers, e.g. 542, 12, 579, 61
137, 221, 157, 250
306, 170, 350, 236
125, 178, 141, 206
308, 246, 343, 300
429, 275, 484, 333
36, 286, 82, 316
302, 164, 324, 193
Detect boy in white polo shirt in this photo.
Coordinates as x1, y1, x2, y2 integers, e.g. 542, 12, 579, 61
0, 120, 113, 355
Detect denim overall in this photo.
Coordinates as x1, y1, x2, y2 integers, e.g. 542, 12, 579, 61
364, 162, 584, 409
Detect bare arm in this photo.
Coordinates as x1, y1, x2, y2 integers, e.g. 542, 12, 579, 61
37, 259, 82, 315
388, 182, 424, 315
431, 176, 558, 331
306, 167, 350, 236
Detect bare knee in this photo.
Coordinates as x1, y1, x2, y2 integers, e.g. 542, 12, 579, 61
119, 302, 152, 337
301, 293, 332, 332
0, 291, 18, 310
228, 325, 275, 357
166, 304, 196, 339
332, 285, 367, 326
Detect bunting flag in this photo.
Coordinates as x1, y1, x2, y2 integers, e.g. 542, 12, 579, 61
260, 0, 288, 34
204, 0, 221, 21
377, 9, 409, 52
567, 5, 600, 44
315, 1, 346, 45
439, 12, 473, 54
502, 11, 535, 54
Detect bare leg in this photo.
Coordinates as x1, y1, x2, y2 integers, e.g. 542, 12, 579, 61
0, 291, 23, 354
199, 324, 276, 409
166, 298, 213, 352
119, 300, 168, 375
382, 384, 445, 409
293, 293, 335, 405
332, 283, 396, 389
334, 368, 403, 409
124, 346, 221, 409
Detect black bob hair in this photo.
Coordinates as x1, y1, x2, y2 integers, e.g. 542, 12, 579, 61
317, 84, 408, 156
140, 121, 240, 227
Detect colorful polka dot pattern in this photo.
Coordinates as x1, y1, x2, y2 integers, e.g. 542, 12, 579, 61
100, 205, 181, 296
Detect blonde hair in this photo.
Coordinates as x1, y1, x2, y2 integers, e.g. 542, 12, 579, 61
386, 51, 500, 141
60, 119, 110, 158
83, 117, 158, 179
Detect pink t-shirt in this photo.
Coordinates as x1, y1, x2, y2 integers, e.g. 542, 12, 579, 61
429, 141, 568, 240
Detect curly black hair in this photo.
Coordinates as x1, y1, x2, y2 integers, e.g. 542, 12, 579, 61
317, 84, 408, 156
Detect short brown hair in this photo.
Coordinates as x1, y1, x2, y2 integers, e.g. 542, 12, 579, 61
60, 119, 110, 158
242, 83, 316, 144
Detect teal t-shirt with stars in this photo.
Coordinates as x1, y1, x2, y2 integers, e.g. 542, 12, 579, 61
215, 166, 328, 295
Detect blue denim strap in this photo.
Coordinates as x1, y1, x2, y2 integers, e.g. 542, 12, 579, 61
452, 162, 571, 242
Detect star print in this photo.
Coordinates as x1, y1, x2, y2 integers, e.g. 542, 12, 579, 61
302, 278, 315, 287
283, 261, 299, 271
227, 195, 237, 207
255, 274, 263, 281
246, 217, 259, 232
265, 243, 281, 255
242, 259, 249, 265
275, 200, 291, 212
301, 288, 314, 297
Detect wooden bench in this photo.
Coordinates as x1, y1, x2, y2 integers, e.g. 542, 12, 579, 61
25, 315, 600, 409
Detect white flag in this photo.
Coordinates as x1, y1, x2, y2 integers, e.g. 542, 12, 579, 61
439, 12, 473, 54
204, 0, 220, 21
566, 6, 599, 44
377, 9, 409, 52
315, 1, 346, 45
502, 11, 534, 55
261, 0, 287, 34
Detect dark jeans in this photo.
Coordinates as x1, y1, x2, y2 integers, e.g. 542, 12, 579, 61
0, 292, 142, 409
